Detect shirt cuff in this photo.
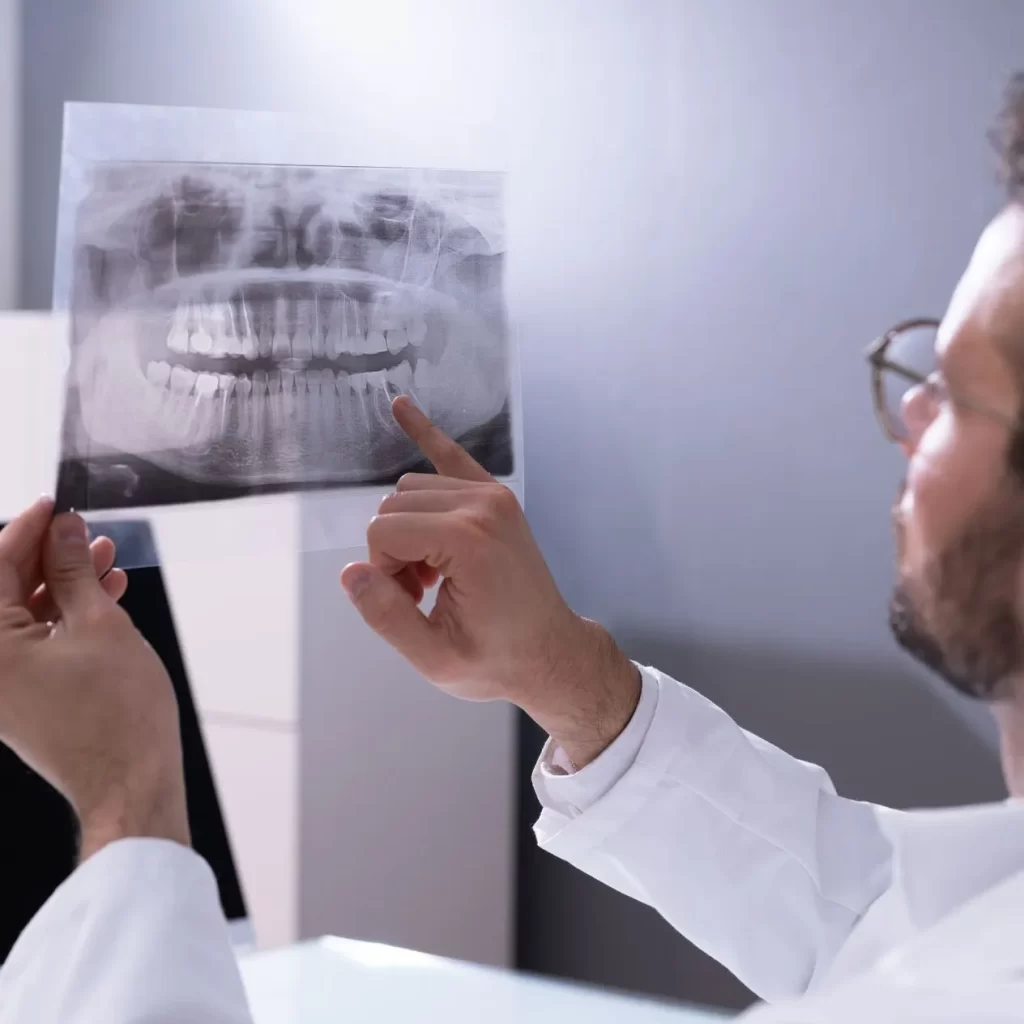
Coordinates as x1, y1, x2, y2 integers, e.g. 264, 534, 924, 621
531, 663, 659, 819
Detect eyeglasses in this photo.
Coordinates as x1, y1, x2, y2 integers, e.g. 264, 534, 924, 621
865, 318, 1015, 442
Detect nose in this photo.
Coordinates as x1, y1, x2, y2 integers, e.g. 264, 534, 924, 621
899, 382, 937, 456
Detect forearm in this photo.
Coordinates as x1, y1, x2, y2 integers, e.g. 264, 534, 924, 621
518, 615, 641, 768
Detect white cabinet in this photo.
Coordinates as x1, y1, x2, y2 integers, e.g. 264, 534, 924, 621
202, 717, 299, 951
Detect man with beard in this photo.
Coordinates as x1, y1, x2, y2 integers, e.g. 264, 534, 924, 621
5, 75, 1024, 1024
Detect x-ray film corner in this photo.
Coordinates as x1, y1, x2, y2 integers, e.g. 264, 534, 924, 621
0, 312, 68, 523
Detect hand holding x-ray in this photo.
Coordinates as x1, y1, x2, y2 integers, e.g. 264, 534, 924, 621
343, 397, 640, 768
0, 500, 188, 862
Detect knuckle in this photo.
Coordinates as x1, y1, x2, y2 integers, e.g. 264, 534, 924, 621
365, 517, 398, 566
366, 514, 386, 542
396, 473, 424, 491
449, 486, 521, 557
483, 484, 520, 521
456, 506, 501, 545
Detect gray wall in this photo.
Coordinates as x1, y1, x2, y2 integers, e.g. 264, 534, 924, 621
0, 0, 17, 307
18, 0, 1022, 1011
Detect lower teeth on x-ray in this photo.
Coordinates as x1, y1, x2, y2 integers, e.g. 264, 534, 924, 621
56, 162, 511, 511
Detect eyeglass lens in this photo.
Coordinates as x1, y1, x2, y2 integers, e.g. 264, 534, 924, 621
878, 323, 939, 440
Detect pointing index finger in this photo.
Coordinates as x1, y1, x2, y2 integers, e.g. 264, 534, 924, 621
392, 396, 493, 483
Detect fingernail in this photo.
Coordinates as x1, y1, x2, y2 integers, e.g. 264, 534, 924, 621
343, 567, 372, 599
56, 515, 87, 547
392, 392, 422, 415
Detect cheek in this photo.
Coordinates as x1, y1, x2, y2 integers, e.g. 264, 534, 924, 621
901, 413, 1005, 565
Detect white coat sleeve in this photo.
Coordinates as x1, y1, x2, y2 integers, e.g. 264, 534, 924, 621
0, 837, 253, 1024
532, 665, 896, 1003
533, 664, 660, 816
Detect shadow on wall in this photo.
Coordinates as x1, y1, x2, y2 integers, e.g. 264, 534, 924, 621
516, 634, 1006, 1013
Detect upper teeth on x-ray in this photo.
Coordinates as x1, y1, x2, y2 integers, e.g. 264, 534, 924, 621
58, 163, 510, 510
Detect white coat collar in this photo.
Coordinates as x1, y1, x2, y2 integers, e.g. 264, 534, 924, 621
874, 799, 1024, 985
876, 798, 1024, 930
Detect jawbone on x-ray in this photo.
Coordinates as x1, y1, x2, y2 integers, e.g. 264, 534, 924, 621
58, 163, 511, 510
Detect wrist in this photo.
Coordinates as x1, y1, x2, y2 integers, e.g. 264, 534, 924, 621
520, 614, 641, 769
77, 775, 190, 862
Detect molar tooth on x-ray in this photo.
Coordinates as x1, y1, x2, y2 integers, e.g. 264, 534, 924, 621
55, 157, 511, 512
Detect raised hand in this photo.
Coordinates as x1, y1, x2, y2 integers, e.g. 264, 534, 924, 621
0, 499, 188, 860
341, 398, 639, 767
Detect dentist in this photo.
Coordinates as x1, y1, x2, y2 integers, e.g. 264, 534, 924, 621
5, 72, 1024, 1024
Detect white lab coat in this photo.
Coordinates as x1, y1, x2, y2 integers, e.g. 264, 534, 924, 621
0, 838, 252, 1023
3, 663, 1024, 1023
534, 667, 1024, 1001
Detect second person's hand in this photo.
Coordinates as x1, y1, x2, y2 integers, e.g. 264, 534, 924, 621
341, 397, 640, 768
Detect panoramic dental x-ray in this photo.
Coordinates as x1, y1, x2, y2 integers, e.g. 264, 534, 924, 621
55, 159, 511, 512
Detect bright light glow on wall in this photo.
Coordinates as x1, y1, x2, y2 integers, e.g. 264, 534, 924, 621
261, 0, 506, 132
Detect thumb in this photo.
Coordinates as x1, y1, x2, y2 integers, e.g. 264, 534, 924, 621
42, 514, 109, 623
341, 562, 446, 677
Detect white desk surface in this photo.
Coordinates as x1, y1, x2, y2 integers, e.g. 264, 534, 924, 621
240, 937, 731, 1023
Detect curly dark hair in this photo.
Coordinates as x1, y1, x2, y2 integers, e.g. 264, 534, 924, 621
993, 73, 1024, 200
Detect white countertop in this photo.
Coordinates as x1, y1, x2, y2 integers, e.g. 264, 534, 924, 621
240, 937, 730, 1024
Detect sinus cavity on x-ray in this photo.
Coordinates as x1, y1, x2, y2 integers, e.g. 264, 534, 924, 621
52, 107, 513, 521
